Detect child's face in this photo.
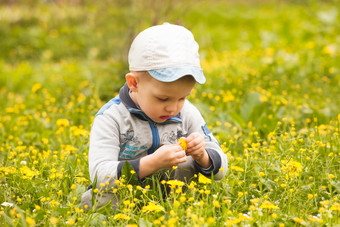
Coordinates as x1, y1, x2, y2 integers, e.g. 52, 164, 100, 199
131, 73, 196, 123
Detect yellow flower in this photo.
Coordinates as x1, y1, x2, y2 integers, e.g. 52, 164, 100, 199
213, 200, 221, 208
70, 126, 89, 136
308, 215, 323, 223
328, 174, 335, 179
26, 217, 35, 226
169, 209, 176, 216
178, 138, 187, 151
167, 180, 185, 189
50, 217, 58, 225
319, 207, 326, 213
113, 213, 131, 220
250, 198, 259, 204
66, 219, 75, 225
167, 217, 179, 226
31, 83, 42, 93
330, 202, 340, 211
260, 200, 279, 210
188, 181, 196, 189
191, 214, 198, 221
123, 200, 130, 206
230, 165, 244, 172
153, 220, 161, 225
198, 173, 212, 184
281, 160, 302, 178
293, 217, 305, 224
141, 202, 165, 213
56, 119, 70, 127
320, 200, 329, 206
207, 217, 216, 225
20, 166, 37, 180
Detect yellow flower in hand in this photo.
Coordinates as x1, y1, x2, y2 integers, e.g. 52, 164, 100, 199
178, 138, 187, 151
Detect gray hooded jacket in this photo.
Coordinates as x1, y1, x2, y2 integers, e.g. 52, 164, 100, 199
89, 83, 228, 188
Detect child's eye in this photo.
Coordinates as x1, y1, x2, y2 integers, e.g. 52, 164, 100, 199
157, 97, 168, 102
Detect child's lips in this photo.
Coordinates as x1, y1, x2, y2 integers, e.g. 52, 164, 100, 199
160, 115, 171, 120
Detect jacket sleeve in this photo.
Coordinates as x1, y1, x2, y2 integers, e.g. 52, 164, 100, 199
88, 113, 122, 188
183, 101, 228, 180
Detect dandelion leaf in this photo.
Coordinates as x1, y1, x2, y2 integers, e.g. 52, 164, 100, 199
229, 111, 246, 128
331, 181, 340, 194
88, 213, 106, 226
139, 218, 152, 227
121, 161, 140, 186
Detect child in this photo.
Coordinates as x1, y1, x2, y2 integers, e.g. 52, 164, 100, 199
81, 23, 228, 209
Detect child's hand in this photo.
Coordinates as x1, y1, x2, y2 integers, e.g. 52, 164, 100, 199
184, 133, 211, 168
152, 144, 187, 169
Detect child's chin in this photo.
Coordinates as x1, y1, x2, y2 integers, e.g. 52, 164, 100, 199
155, 118, 167, 123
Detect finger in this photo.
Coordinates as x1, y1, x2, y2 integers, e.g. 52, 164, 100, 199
172, 144, 184, 152
177, 156, 187, 164
186, 147, 204, 157
187, 136, 204, 148
188, 140, 204, 149
187, 142, 205, 153
186, 133, 198, 143
176, 150, 186, 158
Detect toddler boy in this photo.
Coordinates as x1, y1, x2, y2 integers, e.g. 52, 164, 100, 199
81, 23, 228, 209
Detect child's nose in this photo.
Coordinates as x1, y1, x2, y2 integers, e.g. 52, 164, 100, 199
165, 102, 177, 113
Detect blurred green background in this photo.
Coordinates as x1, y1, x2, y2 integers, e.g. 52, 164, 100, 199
1, 0, 339, 136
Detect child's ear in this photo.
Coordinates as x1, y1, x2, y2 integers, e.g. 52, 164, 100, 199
125, 72, 139, 92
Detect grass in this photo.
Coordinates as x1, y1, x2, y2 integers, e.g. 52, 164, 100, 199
0, 0, 339, 226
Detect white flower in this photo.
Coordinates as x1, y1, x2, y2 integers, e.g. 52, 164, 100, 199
1, 202, 14, 207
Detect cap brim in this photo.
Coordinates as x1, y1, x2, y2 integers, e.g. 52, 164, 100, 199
148, 66, 206, 84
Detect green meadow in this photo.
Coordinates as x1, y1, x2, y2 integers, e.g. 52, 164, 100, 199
0, 0, 339, 226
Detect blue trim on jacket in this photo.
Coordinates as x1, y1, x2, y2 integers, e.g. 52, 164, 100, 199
95, 96, 121, 117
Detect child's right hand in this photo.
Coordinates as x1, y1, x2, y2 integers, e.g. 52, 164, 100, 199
152, 144, 187, 169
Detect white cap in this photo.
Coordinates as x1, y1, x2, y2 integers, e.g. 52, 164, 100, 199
128, 23, 206, 84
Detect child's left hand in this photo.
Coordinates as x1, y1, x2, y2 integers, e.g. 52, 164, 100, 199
184, 132, 211, 168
